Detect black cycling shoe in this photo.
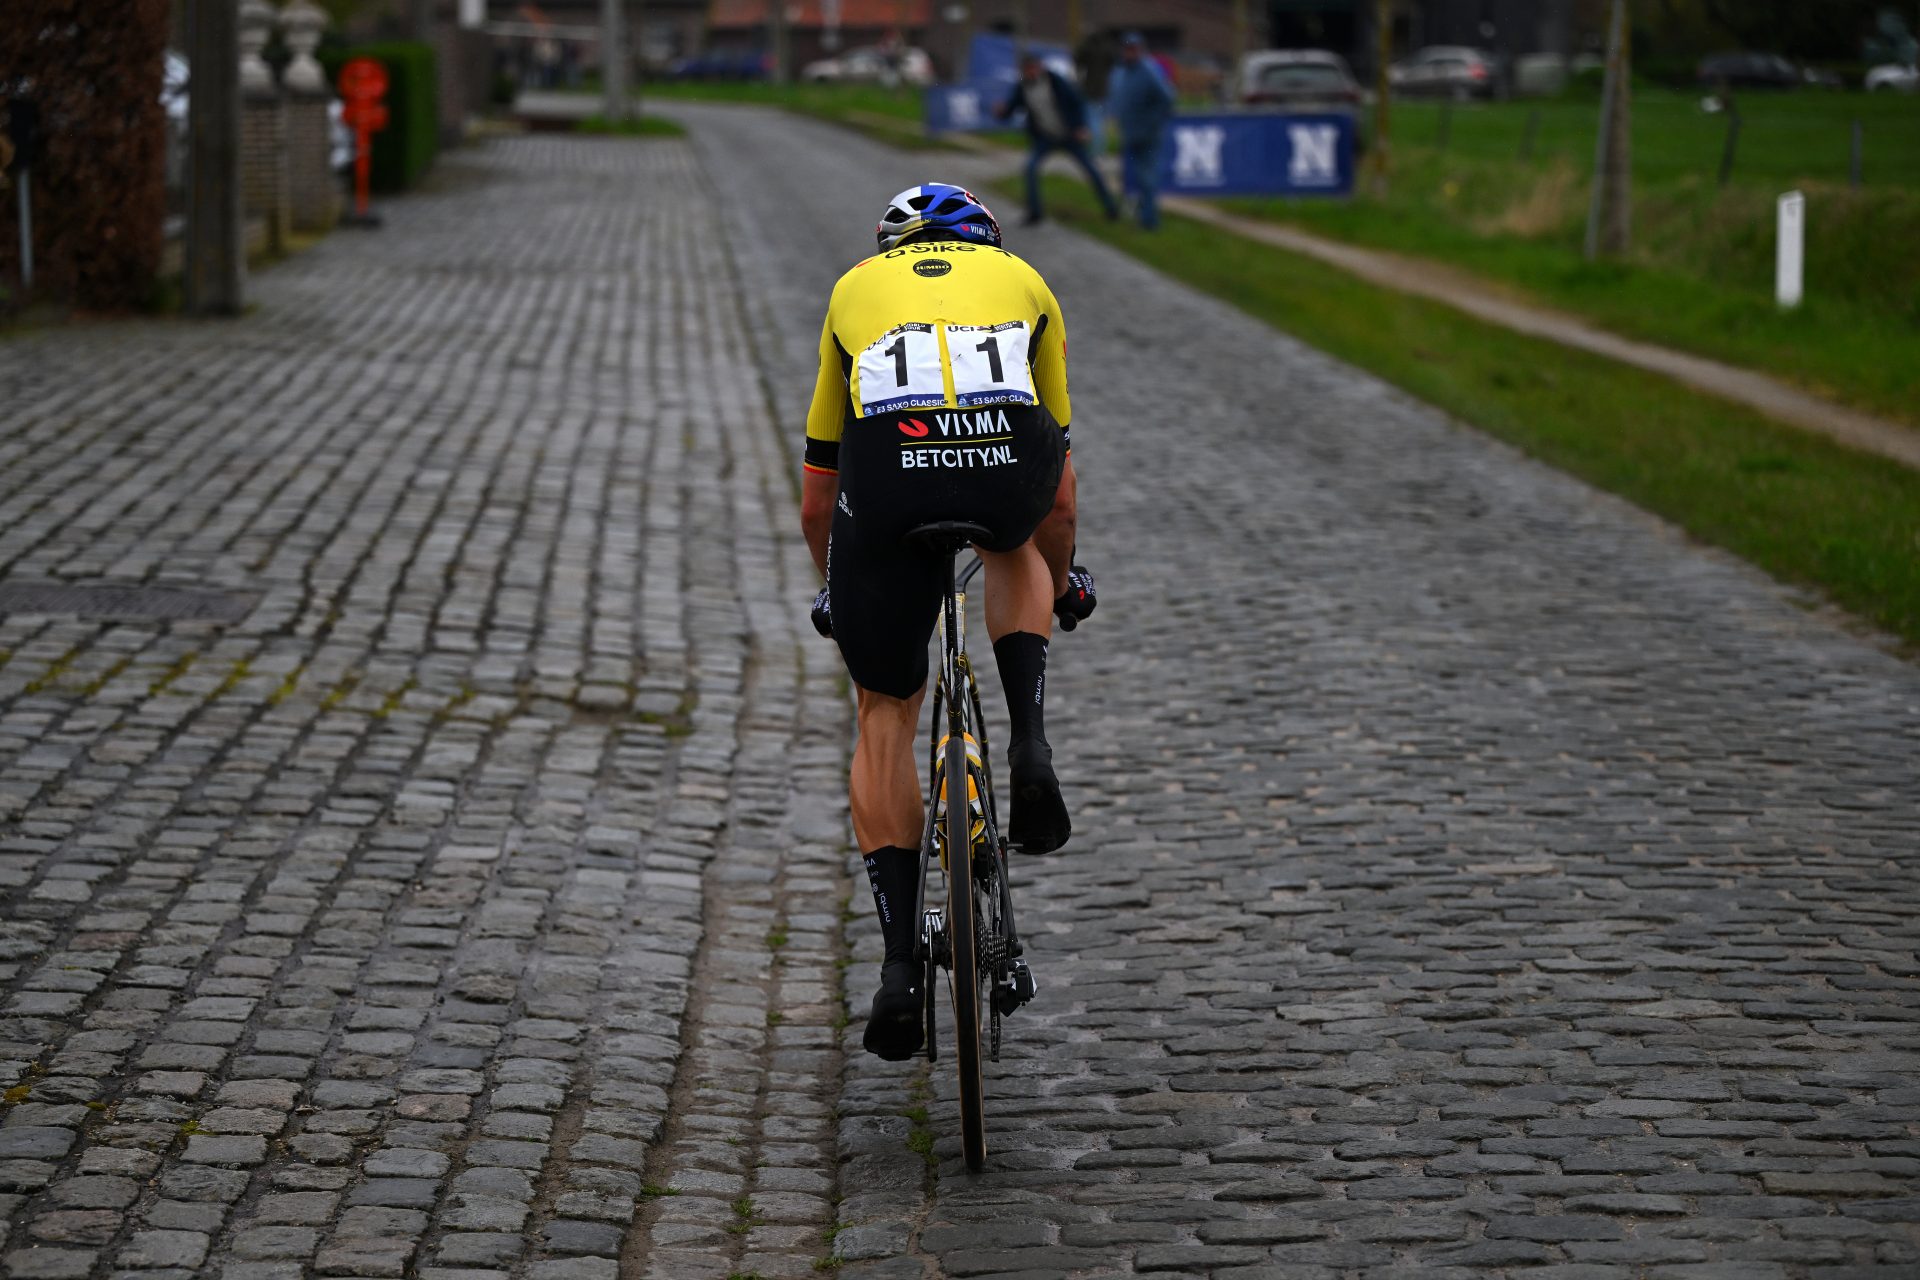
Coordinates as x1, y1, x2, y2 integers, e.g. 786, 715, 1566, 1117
862, 960, 924, 1061
1007, 737, 1071, 854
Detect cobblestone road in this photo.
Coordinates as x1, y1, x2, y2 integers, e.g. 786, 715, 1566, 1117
688, 107, 1920, 1278
0, 107, 1916, 1280
0, 136, 845, 1280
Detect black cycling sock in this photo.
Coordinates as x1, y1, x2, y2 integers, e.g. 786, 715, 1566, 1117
993, 631, 1049, 750
862, 846, 920, 966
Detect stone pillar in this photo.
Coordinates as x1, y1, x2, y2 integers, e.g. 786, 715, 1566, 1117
281, 0, 340, 232
239, 0, 290, 255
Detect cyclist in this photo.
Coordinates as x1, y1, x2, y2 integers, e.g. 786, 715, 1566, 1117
800, 184, 1095, 1061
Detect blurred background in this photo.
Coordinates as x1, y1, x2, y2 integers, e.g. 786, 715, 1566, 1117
4, 1, 1917, 337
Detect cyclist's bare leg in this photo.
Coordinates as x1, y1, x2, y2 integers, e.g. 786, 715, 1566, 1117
1032, 456, 1077, 599
850, 682, 926, 852
979, 541, 1053, 644
850, 681, 929, 1060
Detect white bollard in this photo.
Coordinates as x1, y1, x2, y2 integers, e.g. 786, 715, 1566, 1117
1776, 190, 1804, 309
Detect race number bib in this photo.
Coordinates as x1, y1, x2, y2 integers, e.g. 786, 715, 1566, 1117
854, 319, 1036, 416
944, 321, 1035, 407
856, 324, 945, 416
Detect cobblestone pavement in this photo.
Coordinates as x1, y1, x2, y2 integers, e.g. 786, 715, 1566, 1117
687, 107, 1920, 1278
0, 137, 847, 1279
3, 110, 1918, 1280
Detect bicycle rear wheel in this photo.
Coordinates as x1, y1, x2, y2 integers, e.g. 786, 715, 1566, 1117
945, 713, 987, 1172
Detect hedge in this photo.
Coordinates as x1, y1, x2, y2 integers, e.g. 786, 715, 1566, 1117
320, 41, 437, 193
0, 0, 169, 312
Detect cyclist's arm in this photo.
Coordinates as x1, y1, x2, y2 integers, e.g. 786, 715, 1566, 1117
801, 471, 834, 579
1031, 278, 1074, 596
800, 313, 848, 579
1031, 280, 1072, 435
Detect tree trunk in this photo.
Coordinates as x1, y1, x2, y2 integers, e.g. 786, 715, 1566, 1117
770, 0, 789, 85
602, 0, 627, 120
1366, 0, 1392, 197
1584, 0, 1632, 260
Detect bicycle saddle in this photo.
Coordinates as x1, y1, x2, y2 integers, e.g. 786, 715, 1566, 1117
904, 521, 993, 554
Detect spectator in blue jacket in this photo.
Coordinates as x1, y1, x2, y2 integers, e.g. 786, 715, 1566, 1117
1106, 32, 1174, 230
997, 53, 1118, 226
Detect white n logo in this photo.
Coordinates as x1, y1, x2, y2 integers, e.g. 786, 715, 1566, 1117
1172, 125, 1226, 186
949, 90, 981, 128
1288, 124, 1339, 185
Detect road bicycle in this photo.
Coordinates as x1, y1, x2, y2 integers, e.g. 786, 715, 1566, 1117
906, 520, 1038, 1174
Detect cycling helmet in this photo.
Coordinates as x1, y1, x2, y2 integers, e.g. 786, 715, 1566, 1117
876, 183, 1003, 252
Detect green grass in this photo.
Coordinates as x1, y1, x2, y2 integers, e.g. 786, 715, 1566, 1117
1234, 90, 1920, 423
1028, 175, 1920, 652
1391, 91, 1920, 188
574, 113, 686, 138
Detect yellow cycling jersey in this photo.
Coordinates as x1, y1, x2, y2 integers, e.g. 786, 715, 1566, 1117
803, 240, 1070, 475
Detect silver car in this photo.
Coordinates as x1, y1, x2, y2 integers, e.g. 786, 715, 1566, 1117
1866, 62, 1919, 92
1236, 50, 1363, 110
1390, 46, 1498, 99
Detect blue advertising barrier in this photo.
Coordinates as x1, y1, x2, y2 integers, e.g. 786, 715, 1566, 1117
925, 83, 997, 134
1157, 112, 1356, 197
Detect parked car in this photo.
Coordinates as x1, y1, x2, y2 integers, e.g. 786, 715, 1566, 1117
1512, 52, 1568, 97
1865, 62, 1919, 92
326, 100, 353, 172
800, 44, 933, 87
1697, 51, 1800, 90
1389, 46, 1497, 98
669, 50, 771, 81
1235, 50, 1362, 109
162, 50, 190, 198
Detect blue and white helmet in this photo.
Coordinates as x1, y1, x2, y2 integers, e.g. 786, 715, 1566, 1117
875, 183, 1003, 252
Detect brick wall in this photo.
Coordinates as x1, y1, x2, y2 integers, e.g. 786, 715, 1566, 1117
286, 96, 340, 233
241, 93, 291, 254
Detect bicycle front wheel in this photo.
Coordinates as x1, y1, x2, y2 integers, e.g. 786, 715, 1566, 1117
945, 723, 987, 1172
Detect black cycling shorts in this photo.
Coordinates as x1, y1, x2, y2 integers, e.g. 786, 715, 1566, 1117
827, 404, 1065, 700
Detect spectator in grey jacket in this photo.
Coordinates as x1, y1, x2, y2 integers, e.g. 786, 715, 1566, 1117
997, 53, 1118, 226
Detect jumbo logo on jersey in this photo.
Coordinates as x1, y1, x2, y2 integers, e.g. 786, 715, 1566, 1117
913, 259, 952, 277
899, 418, 931, 438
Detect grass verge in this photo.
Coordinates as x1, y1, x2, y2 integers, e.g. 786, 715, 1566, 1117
1025, 175, 1920, 651
1230, 148, 1920, 426
574, 113, 686, 137
1233, 90, 1920, 424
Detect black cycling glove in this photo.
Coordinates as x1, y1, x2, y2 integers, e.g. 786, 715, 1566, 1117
1054, 564, 1096, 632
810, 585, 833, 638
